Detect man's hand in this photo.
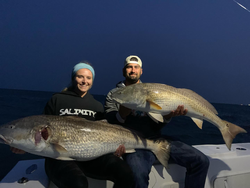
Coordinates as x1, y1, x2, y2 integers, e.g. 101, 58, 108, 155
118, 105, 132, 119
114, 144, 126, 157
10, 147, 26, 154
164, 105, 188, 120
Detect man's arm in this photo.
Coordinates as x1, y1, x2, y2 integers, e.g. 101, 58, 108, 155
105, 90, 128, 157
105, 89, 123, 124
105, 87, 133, 124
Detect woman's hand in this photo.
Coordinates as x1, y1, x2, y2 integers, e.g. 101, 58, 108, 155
118, 105, 132, 120
10, 147, 26, 154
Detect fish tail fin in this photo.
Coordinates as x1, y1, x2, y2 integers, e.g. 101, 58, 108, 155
220, 120, 247, 150
152, 139, 170, 168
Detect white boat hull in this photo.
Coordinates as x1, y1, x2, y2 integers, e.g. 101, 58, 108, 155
1, 143, 250, 188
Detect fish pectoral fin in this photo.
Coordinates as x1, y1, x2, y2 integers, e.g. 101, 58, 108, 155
191, 118, 203, 129
125, 149, 136, 153
53, 143, 68, 153
56, 157, 75, 161
148, 112, 164, 123
146, 99, 162, 110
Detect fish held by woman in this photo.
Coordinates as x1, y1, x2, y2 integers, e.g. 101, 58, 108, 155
0, 115, 170, 167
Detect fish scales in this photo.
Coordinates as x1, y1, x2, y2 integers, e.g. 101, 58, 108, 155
144, 83, 217, 115
0, 115, 170, 167
141, 83, 220, 125
111, 83, 247, 150
48, 118, 132, 158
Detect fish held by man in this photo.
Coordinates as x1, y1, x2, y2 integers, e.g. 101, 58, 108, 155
111, 83, 247, 150
0, 115, 170, 167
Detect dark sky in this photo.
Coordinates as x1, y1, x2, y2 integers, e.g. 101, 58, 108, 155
1, 0, 250, 105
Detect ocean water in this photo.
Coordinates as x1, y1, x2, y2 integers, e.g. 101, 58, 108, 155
0, 88, 249, 181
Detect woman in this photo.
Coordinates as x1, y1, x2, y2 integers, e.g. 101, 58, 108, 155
12, 61, 134, 188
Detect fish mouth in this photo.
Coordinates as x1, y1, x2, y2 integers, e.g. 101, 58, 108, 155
0, 135, 12, 145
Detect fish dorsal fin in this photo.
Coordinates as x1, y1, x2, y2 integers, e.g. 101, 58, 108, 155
53, 143, 68, 153
125, 149, 136, 153
179, 88, 218, 115
56, 157, 75, 161
148, 112, 164, 123
146, 99, 162, 110
191, 117, 203, 129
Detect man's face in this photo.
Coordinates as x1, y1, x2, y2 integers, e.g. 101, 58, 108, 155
123, 63, 143, 84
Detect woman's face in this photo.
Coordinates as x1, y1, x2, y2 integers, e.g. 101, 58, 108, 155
73, 68, 93, 97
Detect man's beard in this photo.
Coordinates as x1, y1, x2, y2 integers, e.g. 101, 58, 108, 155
126, 74, 140, 84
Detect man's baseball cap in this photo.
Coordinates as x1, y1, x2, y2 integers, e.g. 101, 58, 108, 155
124, 55, 142, 68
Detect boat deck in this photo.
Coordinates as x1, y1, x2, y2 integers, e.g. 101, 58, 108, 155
1, 143, 250, 188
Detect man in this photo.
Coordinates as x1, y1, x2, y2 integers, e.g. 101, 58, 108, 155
105, 55, 209, 188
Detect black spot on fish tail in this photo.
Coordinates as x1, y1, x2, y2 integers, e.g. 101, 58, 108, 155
221, 120, 247, 150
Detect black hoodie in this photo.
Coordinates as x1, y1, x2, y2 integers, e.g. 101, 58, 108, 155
44, 90, 104, 120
